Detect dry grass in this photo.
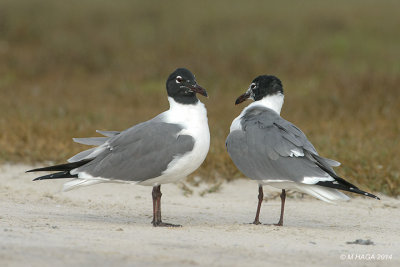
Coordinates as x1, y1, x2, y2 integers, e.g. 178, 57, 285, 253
0, 0, 399, 195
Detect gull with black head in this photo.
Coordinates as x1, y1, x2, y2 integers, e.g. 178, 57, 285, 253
226, 75, 379, 226
27, 68, 210, 227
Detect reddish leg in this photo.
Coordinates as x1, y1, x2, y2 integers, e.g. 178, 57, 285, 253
253, 185, 264, 225
275, 189, 286, 226
151, 186, 158, 224
152, 185, 181, 227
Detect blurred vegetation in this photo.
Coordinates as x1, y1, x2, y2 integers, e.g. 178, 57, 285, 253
0, 0, 399, 195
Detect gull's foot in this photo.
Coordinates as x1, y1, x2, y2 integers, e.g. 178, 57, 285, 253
261, 222, 283, 226
153, 221, 182, 227
251, 220, 262, 225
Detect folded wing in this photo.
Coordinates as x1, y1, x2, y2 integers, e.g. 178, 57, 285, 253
72, 120, 195, 182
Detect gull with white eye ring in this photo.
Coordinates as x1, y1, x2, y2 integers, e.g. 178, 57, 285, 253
176, 76, 183, 83
171, 73, 207, 98
27, 67, 210, 227
227, 74, 380, 226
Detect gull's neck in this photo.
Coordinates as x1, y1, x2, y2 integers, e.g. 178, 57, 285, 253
249, 93, 284, 115
168, 97, 202, 110
230, 93, 284, 132
166, 97, 207, 123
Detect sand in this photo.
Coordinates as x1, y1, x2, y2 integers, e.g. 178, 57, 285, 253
1, 164, 399, 267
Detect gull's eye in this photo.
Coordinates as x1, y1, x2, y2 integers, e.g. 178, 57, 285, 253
250, 83, 256, 89
176, 76, 183, 83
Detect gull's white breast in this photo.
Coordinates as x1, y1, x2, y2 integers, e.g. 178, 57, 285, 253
140, 98, 210, 186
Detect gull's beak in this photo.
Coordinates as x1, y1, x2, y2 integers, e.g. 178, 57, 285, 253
189, 83, 208, 97
235, 91, 251, 105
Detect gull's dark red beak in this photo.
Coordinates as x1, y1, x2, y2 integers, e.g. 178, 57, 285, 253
235, 91, 251, 105
190, 84, 208, 97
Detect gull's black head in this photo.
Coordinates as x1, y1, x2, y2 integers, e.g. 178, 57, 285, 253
166, 68, 207, 104
235, 75, 283, 105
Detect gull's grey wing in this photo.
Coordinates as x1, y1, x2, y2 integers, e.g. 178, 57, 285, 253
226, 107, 338, 183
71, 120, 194, 181
73, 137, 109, 146
272, 114, 340, 171
96, 130, 120, 137
68, 131, 121, 163
67, 130, 120, 163
68, 147, 98, 163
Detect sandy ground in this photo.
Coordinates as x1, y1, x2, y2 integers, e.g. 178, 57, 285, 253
1, 164, 399, 267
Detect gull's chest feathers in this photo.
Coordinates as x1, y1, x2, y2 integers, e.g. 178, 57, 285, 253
165, 97, 210, 147
141, 98, 210, 185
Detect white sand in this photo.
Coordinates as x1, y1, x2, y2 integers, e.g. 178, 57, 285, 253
1, 164, 399, 267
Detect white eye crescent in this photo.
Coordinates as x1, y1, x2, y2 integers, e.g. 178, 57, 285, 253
176, 76, 183, 83
250, 83, 256, 89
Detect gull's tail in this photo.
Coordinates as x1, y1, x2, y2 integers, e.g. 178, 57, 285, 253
313, 158, 380, 200
26, 159, 92, 181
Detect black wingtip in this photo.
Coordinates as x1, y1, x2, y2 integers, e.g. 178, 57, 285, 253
26, 159, 93, 173
353, 190, 380, 200
317, 181, 380, 200
31, 171, 77, 181
346, 186, 380, 200
313, 160, 380, 200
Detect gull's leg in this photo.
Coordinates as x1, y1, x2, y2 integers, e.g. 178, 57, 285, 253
275, 189, 286, 226
155, 185, 162, 223
252, 185, 264, 225
153, 185, 181, 227
151, 186, 158, 225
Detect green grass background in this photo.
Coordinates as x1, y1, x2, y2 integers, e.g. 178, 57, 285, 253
1, 0, 399, 195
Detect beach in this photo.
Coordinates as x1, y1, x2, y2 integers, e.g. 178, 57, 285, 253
1, 164, 399, 266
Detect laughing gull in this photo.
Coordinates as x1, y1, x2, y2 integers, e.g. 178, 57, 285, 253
27, 68, 210, 227
226, 75, 379, 226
